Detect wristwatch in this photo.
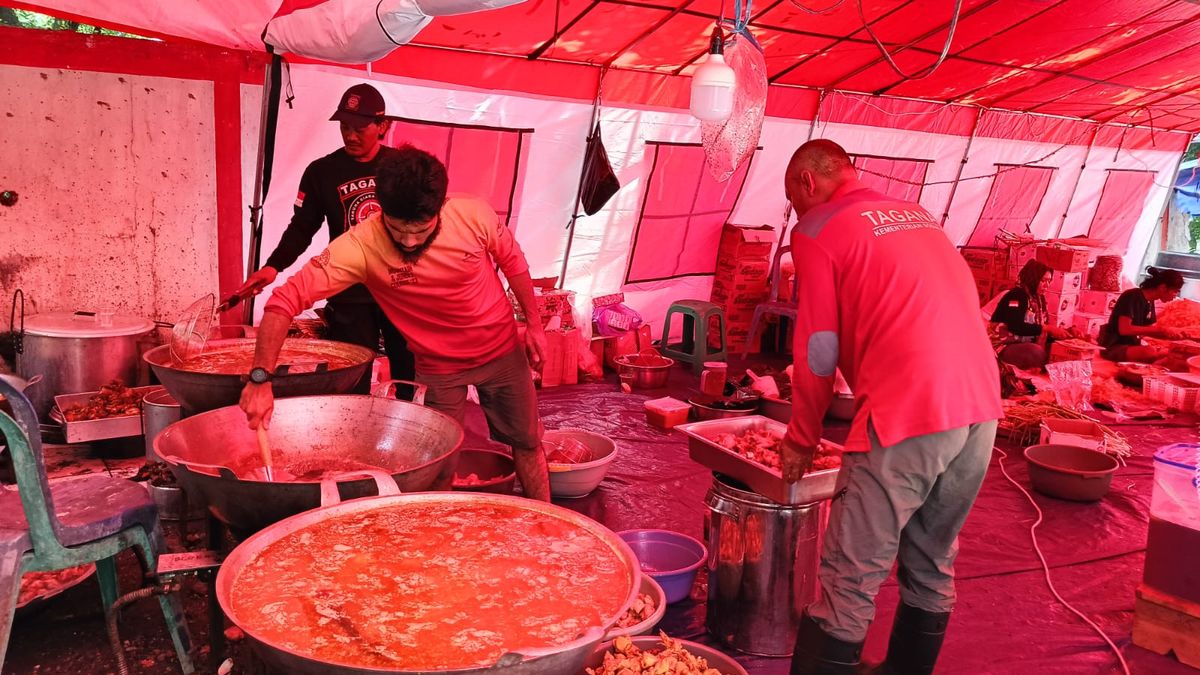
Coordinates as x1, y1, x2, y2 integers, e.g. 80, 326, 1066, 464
244, 367, 273, 385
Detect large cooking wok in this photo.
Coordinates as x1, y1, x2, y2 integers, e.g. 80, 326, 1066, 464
217, 473, 641, 675
144, 337, 374, 416
155, 393, 463, 536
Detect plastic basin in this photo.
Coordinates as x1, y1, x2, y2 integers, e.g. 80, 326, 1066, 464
1188, 355, 1200, 375
581, 635, 748, 675
618, 529, 707, 604
545, 429, 618, 498
451, 448, 516, 494
1024, 444, 1119, 502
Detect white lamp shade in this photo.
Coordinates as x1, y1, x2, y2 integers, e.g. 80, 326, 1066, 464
690, 53, 736, 122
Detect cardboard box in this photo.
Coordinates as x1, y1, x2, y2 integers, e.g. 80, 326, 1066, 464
604, 324, 653, 370
1039, 418, 1106, 451
1049, 307, 1075, 329
1079, 290, 1120, 316
716, 258, 771, 280
960, 247, 1001, 277
1037, 245, 1090, 273
1049, 339, 1103, 362
1047, 270, 1084, 293
1072, 312, 1107, 339
717, 224, 776, 261
1008, 242, 1038, 274
1045, 290, 1079, 318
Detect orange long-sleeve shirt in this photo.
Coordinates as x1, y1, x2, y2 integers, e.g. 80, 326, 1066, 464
265, 195, 528, 375
786, 185, 1003, 453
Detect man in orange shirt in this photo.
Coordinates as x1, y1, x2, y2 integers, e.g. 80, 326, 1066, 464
783, 140, 1002, 675
239, 145, 550, 500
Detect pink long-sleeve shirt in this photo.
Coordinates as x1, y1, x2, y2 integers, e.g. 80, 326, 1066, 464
786, 184, 1002, 453
265, 195, 528, 375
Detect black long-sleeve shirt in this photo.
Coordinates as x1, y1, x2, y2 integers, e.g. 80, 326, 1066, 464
265, 146, 400, 304
990, 287, 1043, 338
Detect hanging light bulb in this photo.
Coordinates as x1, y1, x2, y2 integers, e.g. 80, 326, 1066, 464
690, 26, 736, 122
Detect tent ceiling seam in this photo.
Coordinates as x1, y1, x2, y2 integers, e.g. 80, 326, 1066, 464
991, 8, 1200, 109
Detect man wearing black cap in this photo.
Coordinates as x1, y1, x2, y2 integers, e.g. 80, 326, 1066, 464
237, 83, 414, 392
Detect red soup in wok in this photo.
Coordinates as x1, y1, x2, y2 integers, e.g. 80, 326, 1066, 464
179, 344, 359, 374
229, 500, 633, 670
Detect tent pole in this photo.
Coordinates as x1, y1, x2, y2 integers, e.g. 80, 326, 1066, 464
557, 67, 606, 290
806, 90, 826, 141
940, 107, 983, 231
242, 61, 272, 323
243, 54, 284, 322
1051, 124, 1099, 239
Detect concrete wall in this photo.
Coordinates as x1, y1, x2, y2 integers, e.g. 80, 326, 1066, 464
0, 64, 220, 324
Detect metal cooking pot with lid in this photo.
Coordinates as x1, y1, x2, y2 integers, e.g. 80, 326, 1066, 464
15, 311, 154, 418
155, 390, 462, 536
217, 472, 641, 675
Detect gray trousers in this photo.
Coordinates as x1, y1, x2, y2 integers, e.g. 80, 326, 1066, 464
807, 420, 997, 642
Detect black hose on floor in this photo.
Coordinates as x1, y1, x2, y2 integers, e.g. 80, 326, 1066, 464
105, 582, 179, 675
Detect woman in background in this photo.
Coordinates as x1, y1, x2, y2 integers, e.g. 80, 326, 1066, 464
990, 260, 1069, 369
1100, 267, 1185, 363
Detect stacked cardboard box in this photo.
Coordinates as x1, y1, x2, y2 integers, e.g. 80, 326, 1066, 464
1073, 312, 1106, 339
959, 247, 1006, 306
998, 233, 1039, 281
710, 224, 776, 353
1079, 289, 1121, 316
1037, 244, 1090, 274
1045, 290, 1079, 328
540, 327, 580, 388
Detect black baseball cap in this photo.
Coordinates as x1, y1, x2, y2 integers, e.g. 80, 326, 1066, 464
330, 83, 386, 123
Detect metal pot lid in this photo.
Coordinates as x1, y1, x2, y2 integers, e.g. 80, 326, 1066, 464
23, 312, 154, 338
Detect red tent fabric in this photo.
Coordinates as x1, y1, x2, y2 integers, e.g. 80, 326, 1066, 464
13, 0, 1200, 131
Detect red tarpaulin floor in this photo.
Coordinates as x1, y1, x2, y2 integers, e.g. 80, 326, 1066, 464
527, 376, 1198, 675
3, 366, 1197, 674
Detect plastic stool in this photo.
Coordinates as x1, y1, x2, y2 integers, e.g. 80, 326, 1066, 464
660, 300, 728, 374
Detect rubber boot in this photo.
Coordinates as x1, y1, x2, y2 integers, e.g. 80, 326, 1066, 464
790, 612, 865, 675
880, 603, 951, 675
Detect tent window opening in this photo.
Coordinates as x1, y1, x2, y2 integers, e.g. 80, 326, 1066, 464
1168, 145, 1200, 254
966, 165, 1056, 247
0, 8, 150, 39
1088, 169, 1158, 253
384, 119, 533, 228
849, 155, 931, 204
625, 142, 756, 284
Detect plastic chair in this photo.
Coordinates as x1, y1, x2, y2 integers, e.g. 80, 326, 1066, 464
743, 244, 798, 357
660, 300, 728, 374
0, 380, 194, 673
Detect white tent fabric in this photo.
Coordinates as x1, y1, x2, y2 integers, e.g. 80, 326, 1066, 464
251, 63, 1185, 327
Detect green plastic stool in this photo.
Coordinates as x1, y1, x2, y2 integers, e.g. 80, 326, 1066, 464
660, 300, 728, 374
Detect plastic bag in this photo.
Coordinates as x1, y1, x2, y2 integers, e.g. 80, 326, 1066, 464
593, 303, 644, 337
1046, 360, 1093, 412
700, 30, 768, 182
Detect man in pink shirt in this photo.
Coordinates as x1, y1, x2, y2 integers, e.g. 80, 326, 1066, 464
782, 140, 1002, 675
240, 145, 551, 500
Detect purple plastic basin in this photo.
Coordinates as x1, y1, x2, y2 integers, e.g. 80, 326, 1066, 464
618, 529, 707, 604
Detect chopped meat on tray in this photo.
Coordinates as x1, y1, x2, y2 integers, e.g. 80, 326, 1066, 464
710, 428, 841, 473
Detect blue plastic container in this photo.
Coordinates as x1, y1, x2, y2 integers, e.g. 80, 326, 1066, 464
618, 529, 707, 604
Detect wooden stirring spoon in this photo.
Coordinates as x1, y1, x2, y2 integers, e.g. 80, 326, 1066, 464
256, 425, 275, 482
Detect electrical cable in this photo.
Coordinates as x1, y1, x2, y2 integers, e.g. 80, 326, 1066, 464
993, 445, 1132, 675
857, 0, 962, 81
789, 0, 845, 14
853, 125, 1095, 187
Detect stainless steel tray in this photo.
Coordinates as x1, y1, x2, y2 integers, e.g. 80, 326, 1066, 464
50, 386, 159, 444
676, 415, 842, 505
